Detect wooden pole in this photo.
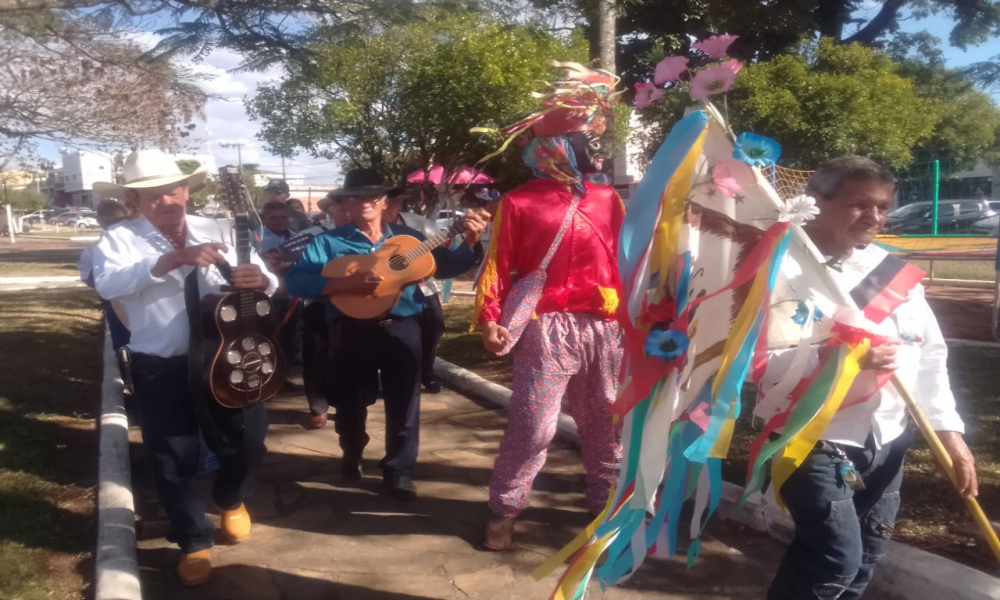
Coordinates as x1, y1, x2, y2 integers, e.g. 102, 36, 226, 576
890, 373, 1000, 563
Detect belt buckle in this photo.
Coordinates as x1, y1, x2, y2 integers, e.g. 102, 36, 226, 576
378, 318, 393, 327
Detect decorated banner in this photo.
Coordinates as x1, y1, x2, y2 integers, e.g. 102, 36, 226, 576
534, 36, 909, 600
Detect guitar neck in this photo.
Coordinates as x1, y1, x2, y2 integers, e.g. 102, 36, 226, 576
398, 221, 465, 263
234, 214, 252, 265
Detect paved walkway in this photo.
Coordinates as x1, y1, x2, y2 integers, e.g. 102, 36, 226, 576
130, 387, 788, 599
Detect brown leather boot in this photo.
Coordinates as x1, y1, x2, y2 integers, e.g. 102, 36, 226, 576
308, 413, 328, 430
483, 516, 516, 551
177, 549, 212, 586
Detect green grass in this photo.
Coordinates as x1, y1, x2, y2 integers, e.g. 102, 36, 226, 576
20, 229, 99, 238
0, 288, 103, 600
0, 245, 81, 278
910, 259, 996, 282
439, 301, 513, 388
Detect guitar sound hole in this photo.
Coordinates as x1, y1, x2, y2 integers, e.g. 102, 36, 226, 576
261, 362, 273, 375
259, 342, 272, 356
256, 300, 270, 317
241, 338, 255, 351
388, 255, 409, 271
226, 350, 241, 365
230, 370, 244, 384
220, 305, 238, 322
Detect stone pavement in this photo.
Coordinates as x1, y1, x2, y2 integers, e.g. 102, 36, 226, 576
130, 387, 791, 600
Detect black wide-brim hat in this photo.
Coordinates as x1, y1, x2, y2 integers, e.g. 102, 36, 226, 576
328, 168, 403, 198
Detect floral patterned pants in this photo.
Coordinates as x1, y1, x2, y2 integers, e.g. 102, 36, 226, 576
488, 312, 624, 518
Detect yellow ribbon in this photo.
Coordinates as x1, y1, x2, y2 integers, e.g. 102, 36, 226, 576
771, 341, 870, 506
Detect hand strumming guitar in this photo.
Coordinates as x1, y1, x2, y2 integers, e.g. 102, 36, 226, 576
460, 211, 488, 247
152, 242, 228, 277
151, 243, 269, 291
322, 269, 383, 296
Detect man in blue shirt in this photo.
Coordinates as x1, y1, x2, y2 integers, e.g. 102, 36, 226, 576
286, 169, 486, 500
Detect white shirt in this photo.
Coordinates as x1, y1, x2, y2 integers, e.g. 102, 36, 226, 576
92, 215, 278, 358
755, 244, 964, 447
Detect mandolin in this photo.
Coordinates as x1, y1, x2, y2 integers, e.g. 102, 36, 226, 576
322, 216, 475, 320
195, 166, 287, 408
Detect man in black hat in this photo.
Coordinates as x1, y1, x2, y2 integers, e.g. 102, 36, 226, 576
286, 168, 487, 500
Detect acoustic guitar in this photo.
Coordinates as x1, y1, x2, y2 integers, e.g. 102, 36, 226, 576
195, 166, 287, 408
322, 216, 475, 320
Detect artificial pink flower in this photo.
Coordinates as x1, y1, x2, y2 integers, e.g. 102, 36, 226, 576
711, 161, 742, 197
692, 34, 739, 59
720, 58, 743, 75
689, 63, 738, 99
654, 56, 690, 85
634, 82, 664, 109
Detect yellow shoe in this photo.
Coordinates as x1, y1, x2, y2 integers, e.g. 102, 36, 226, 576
220, 503, 251, 543
177, 549, 212, 586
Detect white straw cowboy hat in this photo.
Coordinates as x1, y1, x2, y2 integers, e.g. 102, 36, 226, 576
93, 149, 208, 199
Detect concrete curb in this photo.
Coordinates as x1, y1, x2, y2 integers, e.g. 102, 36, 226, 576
0, 275, 81, 284
434, 358, 579, 442
13, 234, 98, 241
433, 357, 1000, 600
95, 328, 142, 600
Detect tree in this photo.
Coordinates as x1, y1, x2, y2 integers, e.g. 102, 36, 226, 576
533, 0, 1000, 89
176, 159, 218, 209
4, 187, 45, 210
247, 12, 587, 194
0, 10, 206, 165
896, 60, 1000, 171
632, 40, 946, 170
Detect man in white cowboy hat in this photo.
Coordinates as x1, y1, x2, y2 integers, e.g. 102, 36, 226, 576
91, 149, 279, 586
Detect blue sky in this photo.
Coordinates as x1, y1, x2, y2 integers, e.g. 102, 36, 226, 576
35, 6, 1000, 185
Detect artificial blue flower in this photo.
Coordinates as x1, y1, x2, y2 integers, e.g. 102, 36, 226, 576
733, 132, 781, 167
645, 328, 690, 360
791, 301, 824, 325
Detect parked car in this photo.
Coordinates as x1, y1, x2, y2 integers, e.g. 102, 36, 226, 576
884, 199, 996, 234
435, 208, 466, 231
21, 209, 56, 224
67, 215, 99, 228
53, 209, 95, 226
970, 201, 1000, 235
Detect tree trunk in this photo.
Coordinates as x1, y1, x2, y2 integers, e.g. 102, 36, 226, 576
596, 0, 617, 179
815, 0, 849, 40
843, 0, 906, 45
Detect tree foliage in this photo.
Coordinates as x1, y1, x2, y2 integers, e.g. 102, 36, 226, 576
2, 187, 46, 210
533, 0, 1000, 89
247, 13, 587, 188
632, 40, 953, 170
896, 60, 1000, 171
175, 158, 218, 208
0, 10, 206, 168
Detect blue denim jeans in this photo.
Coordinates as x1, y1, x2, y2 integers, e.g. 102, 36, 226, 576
131, 353, 269, 553
767, 431, 910, 600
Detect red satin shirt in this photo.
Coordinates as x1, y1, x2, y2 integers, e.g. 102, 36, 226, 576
476, 178, 625, 323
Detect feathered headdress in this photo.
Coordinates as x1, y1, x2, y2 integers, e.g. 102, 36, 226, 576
473, 61, 622, 163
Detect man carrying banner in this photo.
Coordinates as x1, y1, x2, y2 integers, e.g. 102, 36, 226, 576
473, 63, 625, 550
756, 156, 978, 600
